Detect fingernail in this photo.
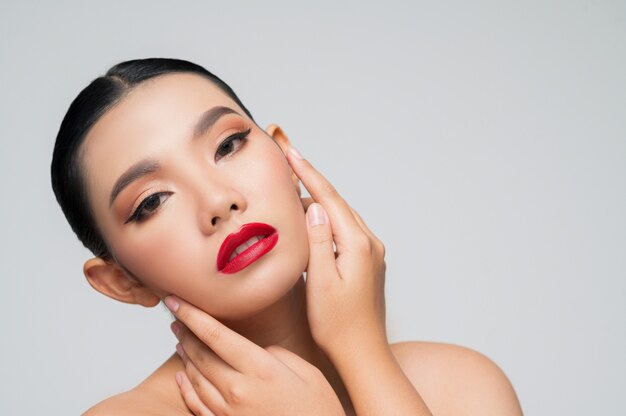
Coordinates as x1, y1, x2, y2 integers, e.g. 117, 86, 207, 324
164, 296, 180, 313
308, 203, 326, 226
289, 146, 303, 160
170, 321, 180, 339
176, 343, 185, 358
175, 372, 183, 387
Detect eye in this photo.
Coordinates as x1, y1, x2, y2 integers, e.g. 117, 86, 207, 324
215, 129, 250, 161
125, 191, 172, 224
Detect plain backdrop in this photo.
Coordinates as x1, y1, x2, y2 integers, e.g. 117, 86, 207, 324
1, 1, 624, 414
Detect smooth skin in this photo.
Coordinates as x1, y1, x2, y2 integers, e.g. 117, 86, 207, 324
77, 73, 522, 415
84, 152, 522, 416
163, 148, 522, 416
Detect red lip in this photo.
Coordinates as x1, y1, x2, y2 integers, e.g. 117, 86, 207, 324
217, 222, 279, 274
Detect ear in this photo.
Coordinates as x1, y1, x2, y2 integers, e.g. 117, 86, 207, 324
265, 124, 293, 152
266, 124, 301, 195
83, 257, 160, 307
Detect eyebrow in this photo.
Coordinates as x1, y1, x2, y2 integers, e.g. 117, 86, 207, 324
109, 159, 160, 207
193, 105, 240, 139
108, 106, 241, 208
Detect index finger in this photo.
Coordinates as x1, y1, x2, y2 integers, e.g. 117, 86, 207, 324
286, 148, 362, 245
164, 296, 273, 374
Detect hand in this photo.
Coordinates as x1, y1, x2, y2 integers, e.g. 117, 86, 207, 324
286, 148, 433, 416
164, 296, 345, 416
285, 148, 388, 356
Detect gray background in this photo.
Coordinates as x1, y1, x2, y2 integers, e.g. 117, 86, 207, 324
1, 1, 624, 414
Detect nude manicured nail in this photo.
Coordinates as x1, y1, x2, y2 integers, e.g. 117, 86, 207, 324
289, 146, 303, 160
175, 372, 183, 387
176, 343, 185, 358
308, 203, 326, 226
170, 321, 180, 338
164, 296, 180, 313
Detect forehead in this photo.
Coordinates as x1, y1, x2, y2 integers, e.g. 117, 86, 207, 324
80, 73, 245, 202
84, 72, 242, 152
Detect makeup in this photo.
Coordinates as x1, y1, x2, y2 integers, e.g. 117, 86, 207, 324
217, 222, 279, 274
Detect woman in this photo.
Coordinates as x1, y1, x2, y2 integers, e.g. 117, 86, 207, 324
51, 58, 522, 415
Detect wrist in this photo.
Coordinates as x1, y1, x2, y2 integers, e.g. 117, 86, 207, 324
321, 325, 391, 367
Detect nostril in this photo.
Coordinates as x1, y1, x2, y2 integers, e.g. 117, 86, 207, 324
230, 203, 239, 211
211, 217, 217, 226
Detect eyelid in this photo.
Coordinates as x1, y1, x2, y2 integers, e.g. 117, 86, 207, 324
216, 125, 251, 143
125, 188, 172, 224
215, 128, 251, 161
209, 115, 249, 139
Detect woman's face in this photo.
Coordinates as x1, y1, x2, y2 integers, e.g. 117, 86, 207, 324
81, 73, 309, 320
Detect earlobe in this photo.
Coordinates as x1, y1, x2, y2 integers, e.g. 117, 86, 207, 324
83, 257, 160, 307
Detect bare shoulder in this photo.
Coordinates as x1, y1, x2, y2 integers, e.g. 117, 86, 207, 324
81, 389, 144, 416
81, 385, 186, 416
390, 341, 523, 416
82, 356, 189, 416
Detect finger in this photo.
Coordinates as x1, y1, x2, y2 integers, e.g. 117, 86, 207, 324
305, 203, 338, 285
301, 196, 314, 211
305, 193, 376, 244
349, 207, 373, 238
176, 370, 218, 416
174, 323, 238, 392
286, 148, 363, 249
306, 193, 381, 253
349, 207, 383, 251
184, 360, 229, 413
265, 345, 315, 381
165, 297, 273, 374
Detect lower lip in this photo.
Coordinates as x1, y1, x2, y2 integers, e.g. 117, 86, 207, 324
219, 232, 279, 274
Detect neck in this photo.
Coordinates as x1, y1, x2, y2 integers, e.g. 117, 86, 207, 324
222, 277, 311, 350
156, 276, 353, 414
221, 276, 352, 413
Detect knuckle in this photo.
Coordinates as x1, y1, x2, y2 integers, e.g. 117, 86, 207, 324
264, 344, 283, 355
175, 303, 189, 321
305, 363, 325, 380
371, 235, 383, 250
226, 384, 246, 405
187, 400, 202, 415
352, 234, 371, 253
199, 409, 213, 416
192, 347, 209, 368
309, 230, 333, 245
190, 375, 202, 392
374, 239, 386, 258
320, 179, 338, 196
198, 323, 221, 345
318, 182, 339, 202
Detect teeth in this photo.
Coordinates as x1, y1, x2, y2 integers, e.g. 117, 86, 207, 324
228, 236, 263, 262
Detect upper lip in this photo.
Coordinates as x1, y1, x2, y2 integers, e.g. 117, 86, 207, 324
216, 222, 276, 271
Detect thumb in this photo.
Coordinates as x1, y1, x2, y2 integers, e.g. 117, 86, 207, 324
305, 203, 337, 285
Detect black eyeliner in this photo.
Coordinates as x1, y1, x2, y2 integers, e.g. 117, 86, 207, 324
216, 128, 251, 160
124, 192, 169, 224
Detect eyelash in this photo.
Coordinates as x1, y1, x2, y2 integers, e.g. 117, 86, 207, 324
215, 128, 250, 161
125, 191, 172, 224
125, 128, 251, 224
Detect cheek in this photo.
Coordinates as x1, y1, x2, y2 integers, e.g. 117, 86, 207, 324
254, 151, 309, 269
240, 142, 300, 203
226, 146, 310, 283
111, 215, 208, 296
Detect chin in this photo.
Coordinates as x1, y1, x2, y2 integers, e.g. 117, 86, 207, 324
200, 236, 309, 322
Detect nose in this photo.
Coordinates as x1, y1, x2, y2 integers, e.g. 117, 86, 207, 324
197, 181, 247, 235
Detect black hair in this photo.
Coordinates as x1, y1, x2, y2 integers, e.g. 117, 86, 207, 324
51, 58, 253, 260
